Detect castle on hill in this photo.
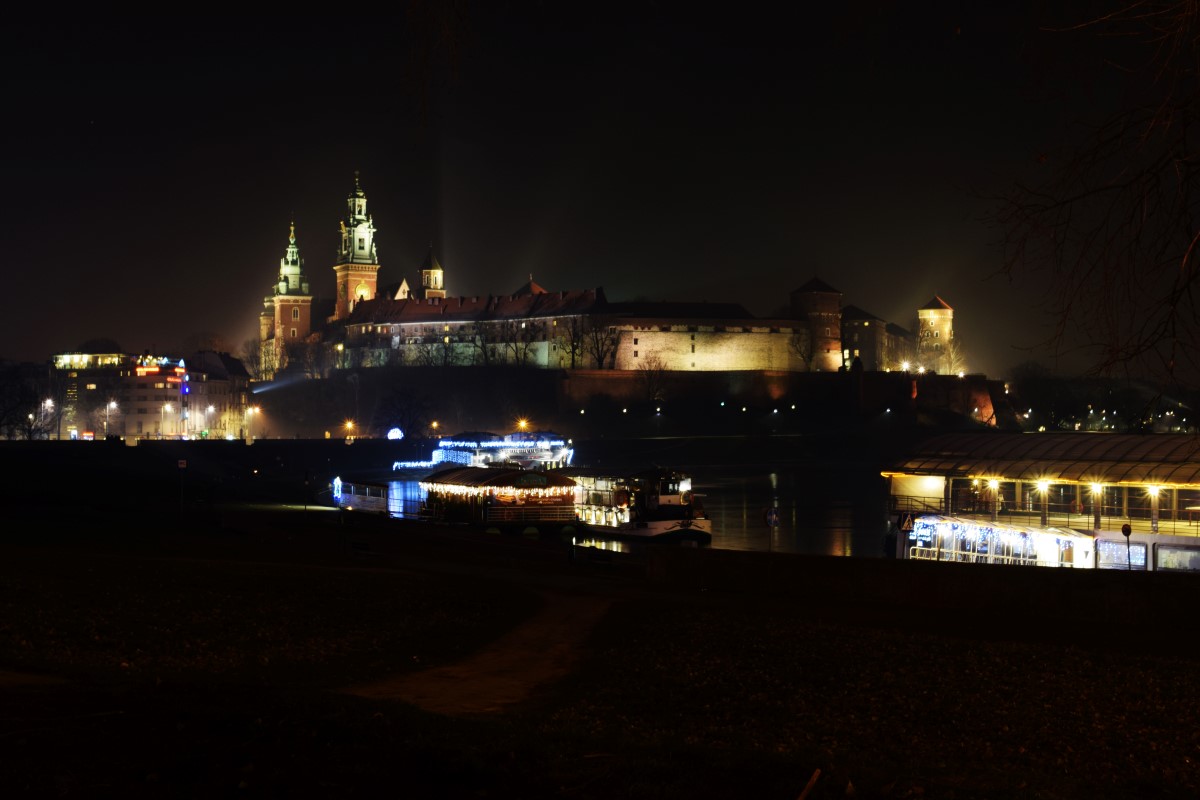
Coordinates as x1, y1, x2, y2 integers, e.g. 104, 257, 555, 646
256, 175, 961, 380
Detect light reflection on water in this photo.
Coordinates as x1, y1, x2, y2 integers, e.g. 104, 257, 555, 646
386, 467, 889, 558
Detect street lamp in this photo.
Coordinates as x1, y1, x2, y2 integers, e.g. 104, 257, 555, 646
345, 419, 355, 441
1148, 485, 1161, 533
1036, 479, 1050, 527
246, 406, 260, 441
161, 403, 172, 439
105, 401, 117, 438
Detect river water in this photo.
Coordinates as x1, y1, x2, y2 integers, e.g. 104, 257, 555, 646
386, 464, 892, 558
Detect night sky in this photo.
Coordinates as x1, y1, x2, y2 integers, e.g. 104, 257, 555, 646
0, 4, 1109, 377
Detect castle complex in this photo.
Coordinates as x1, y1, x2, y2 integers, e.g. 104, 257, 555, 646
255, 175, 960, 380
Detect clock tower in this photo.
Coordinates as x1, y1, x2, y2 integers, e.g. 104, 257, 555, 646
332, 172, 381, 320
272, 221, 313, 347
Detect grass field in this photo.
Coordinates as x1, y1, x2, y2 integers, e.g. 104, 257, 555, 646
2, 505, 1199, 799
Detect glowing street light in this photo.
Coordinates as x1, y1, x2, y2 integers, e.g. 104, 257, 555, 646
105, 400, 117, 438
988, 478, 1000, 522
1036, 479, 1050, 527
161, 403, 172, 439
245, 405, 260, 441
516, 418, 529, 431
344, 419, 355, 441
1148, 485, 1161, 533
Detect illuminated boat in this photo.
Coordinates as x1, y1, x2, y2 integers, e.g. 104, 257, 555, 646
418, 466, 577, 527
555, 468, 712, 544
392, 431, 574, 476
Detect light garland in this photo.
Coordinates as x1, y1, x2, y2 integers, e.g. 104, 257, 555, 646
418, 482, 574, 498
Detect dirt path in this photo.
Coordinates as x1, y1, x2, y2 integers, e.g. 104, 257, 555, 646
340, 591, 614, 715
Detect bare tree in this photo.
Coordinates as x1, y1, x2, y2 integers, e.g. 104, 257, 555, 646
241, 338, 278, 382
496, 319, 538, 365
581, 315, 620, 369
553, 315, 586, 368
996, 2, 1200, 384
788, 329, 813, 371
636, 353, 671, 403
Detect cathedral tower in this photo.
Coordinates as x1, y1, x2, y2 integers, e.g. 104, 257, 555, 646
332, 172, 380, 320
272, 221, 313, 346
420, 245, 446, 299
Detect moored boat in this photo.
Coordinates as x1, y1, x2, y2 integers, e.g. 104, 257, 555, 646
554, 467, 712, 544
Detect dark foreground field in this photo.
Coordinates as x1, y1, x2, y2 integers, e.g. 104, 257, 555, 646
2, 506, 1199, 799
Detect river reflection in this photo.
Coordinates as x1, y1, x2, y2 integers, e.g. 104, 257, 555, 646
387, 465, 890, 558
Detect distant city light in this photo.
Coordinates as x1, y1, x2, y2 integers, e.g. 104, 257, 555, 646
387, 428, 404, 440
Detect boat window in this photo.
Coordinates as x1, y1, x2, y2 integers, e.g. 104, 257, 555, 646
1156, 545, 1200, 572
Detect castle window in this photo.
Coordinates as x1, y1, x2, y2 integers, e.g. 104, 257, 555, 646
633, 338, 638, 345
290, 328, 297, 339
935, 343, 941, 350
934, 331, 939, 338
691, 344, 695, 353
633, 350, 638, 358
824, 328, 830, 336
292, 308, 300, 321
358, 238, 364, 250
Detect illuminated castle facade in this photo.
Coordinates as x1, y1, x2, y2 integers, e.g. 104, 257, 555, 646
254, 177, 961, 378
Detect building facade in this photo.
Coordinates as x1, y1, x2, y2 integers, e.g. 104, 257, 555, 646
915, 296, 956, 374
50, 351, 250, 442
248, 181, 962, 379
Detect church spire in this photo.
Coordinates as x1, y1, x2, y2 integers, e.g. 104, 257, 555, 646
332, 172, 382, 320
275, 221, 309, 296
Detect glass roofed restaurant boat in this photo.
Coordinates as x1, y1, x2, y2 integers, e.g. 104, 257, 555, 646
418, 466, 577, 528
553, 467, 712, 545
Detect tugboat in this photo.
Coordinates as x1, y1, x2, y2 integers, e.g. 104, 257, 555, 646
555, 467, 713, 544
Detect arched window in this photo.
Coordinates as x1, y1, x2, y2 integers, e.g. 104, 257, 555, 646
291, 308, 300, 321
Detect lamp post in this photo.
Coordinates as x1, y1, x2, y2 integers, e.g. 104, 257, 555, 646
161, 403, 172, 439
246, 406, 259, 442
989, 479, 1000, 523
1036, 479, 1050, 527
105, 401, 117, 438
1092, 483, 1103, 533
1149, 485, 1160, 533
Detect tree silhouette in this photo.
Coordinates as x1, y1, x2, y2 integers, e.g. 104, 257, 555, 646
997, 2, 1200, 384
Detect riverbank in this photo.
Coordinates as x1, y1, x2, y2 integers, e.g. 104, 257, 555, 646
2, 505, 1198, 798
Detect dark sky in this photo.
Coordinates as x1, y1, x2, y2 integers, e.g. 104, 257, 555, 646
0, 3, 1105, 377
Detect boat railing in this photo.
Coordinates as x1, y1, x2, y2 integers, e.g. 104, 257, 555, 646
485, 506, 576, 523
908, 546, 1041, 567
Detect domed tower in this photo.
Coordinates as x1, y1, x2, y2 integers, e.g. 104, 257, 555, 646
789, 278, 843, 371
332, 172, 381, 320
272, 221, 313, 346
916, 296, 954, 373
